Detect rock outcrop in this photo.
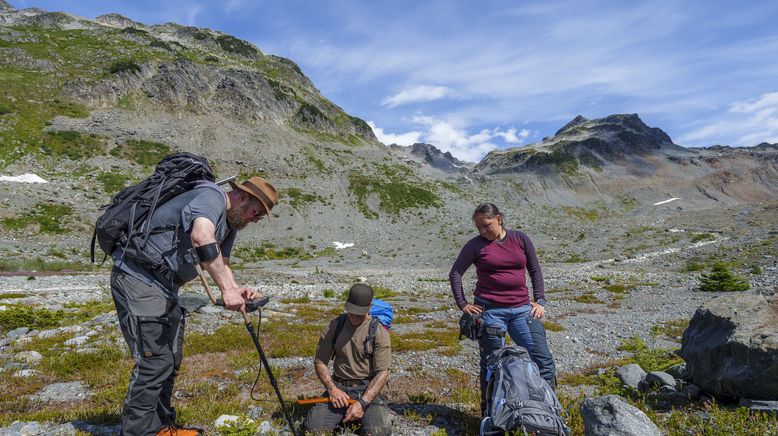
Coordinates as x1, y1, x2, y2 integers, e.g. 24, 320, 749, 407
680, 293, 778, 400
580, 395, 661, 436
0, 0, 14, 12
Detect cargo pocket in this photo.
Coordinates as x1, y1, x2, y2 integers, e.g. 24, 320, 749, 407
136, 315, 170, 358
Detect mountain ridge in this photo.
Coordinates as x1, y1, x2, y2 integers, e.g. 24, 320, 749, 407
1, 3, 777, 273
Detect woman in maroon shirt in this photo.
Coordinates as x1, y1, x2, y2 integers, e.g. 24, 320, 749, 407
449, 203, 551, 415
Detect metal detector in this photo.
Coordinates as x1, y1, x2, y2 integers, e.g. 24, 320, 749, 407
192, 259, 299, 436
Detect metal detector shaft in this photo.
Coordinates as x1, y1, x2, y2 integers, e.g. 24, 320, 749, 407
245, 321, 299, 436
192, 261, 298, 435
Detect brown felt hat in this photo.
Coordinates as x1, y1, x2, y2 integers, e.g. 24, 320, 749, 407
344, 283, 373, 315
229, 176, 279, 221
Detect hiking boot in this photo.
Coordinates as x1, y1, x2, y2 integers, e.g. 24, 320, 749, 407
155, 425, 202, 436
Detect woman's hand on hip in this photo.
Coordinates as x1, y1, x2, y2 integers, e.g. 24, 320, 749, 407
462, 303, 483, 315
530, 302, 545, 319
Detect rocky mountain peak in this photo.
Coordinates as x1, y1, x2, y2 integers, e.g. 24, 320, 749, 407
475, 113, 688, 176
555, 114, 588, 135
95, 13, 144, 29
0, 0, 14, 12
553, 113, 675, 148
389, 142, 473, 173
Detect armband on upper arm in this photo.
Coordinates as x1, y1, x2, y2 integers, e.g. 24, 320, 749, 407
195, 242, 220, 262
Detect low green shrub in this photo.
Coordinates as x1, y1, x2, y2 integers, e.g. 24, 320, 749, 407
0, 293, 26, 299
408, 391, 438, 404
0, 306, 64, 331
349, 169, 442, 219
682, 261, 705, 272
2, 203, 73, 234
97, 170, 130, 193
690, 232, 716, 243
603, 283, 632, 294
215, 35, 258, 56
149, 39, 173, 51
651, 318, 689, 341
110, 139, 171, 167
573, 292, 603, 304
542, 320, 566, 332
42, 130, 102, 159
699, 262, 750, 292
284, 188, 326, 208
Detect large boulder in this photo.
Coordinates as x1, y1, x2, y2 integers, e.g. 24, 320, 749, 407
581, 395, 661, 436
679, 293, 778, 400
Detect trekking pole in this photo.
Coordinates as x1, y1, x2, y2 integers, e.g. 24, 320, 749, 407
216, 175, 237, 186
189, 254, 300, 436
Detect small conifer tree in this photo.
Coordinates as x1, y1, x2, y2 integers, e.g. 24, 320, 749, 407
699, 262, 750, 292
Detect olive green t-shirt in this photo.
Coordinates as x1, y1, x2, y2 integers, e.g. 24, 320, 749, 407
314, 315, 391, 381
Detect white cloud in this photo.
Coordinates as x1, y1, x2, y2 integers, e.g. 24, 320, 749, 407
380, 85, 452, 108
679, 92, 778, 146
368, 121, 422, 146
493, 127, 530, 143
370, 116, 531, 162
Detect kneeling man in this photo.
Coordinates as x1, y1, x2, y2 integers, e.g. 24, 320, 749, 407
306, 284, 392, 435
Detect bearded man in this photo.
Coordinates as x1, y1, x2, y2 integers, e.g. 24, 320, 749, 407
109, 176, 278, 435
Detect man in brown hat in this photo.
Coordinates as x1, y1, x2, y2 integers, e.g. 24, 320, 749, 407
110, 176, 278, 435
306, 284, 392, 435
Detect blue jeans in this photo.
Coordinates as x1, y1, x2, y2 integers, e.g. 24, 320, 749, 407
527, 316, 556, 386
477, 302, 533, 415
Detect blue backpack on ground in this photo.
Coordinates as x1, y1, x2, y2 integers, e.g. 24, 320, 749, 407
480, 346, 570, 436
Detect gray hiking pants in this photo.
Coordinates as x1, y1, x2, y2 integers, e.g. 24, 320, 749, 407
305, 384, 391, 436
111, 267, 185, 436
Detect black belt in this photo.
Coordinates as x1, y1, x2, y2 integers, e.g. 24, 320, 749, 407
334, 377, 369, 388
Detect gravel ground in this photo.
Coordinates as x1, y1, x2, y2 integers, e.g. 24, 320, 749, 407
2, 229, 775, 434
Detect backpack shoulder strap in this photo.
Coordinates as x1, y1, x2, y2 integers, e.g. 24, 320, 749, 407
364, 316, 379, 356
332, 313, 348, 348
365, 316, 380, 373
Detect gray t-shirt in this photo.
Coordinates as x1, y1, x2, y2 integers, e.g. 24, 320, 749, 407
114, 182, 236, 289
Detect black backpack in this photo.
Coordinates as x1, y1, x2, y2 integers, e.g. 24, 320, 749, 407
481, 346, 569, 436
90, 152, 215, 263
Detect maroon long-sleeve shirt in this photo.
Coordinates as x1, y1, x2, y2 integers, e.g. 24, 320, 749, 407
449, 229, 545, 309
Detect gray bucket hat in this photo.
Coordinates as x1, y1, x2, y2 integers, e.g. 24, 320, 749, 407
344, 283, 373, 315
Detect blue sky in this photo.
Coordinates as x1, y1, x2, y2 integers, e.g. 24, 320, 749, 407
9, 0, 778, 162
